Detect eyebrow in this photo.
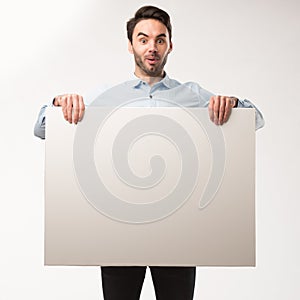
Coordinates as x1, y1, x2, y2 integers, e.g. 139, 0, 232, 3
137, 32, 167, 38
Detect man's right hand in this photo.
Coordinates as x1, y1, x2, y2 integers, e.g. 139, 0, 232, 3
53, 94, 85, 124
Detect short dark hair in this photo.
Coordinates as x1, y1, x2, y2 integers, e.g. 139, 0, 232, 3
127, 6, 172, 44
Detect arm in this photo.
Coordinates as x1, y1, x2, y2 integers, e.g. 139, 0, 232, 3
185, 82, 264, 130
33, 85, 113, 139
208, 96, 265, 130
33, 94, 85, 140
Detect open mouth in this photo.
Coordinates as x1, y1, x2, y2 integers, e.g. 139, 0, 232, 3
146, 56, 160, 65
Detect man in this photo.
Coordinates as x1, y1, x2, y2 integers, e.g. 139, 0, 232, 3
34, 5, 264, 300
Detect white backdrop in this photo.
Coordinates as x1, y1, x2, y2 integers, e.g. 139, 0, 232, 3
1, 0, 299, 299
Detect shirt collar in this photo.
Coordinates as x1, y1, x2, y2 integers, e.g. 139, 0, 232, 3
126, 72, 172, 89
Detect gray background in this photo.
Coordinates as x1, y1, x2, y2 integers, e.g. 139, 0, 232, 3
0, 0, 299, 299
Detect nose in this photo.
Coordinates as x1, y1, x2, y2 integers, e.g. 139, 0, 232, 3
148, 40, 158, 53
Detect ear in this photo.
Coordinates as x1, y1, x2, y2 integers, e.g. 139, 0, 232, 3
128, 40, 133, 54
168, 41, 173, 54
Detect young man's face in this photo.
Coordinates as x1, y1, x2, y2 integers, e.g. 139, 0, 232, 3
128, 19, 173, 78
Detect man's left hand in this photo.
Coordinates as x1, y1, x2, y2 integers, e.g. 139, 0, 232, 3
208, 95, 238, 125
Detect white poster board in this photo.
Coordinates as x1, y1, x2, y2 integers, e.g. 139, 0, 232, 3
45, 107, 255, 266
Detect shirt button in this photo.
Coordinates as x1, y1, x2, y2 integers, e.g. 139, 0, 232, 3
149, 95, 153, 99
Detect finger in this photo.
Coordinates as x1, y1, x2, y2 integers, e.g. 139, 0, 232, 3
53, 96, 59, 107
223, 98, 232, 123
224, 98, 234, 123
213, 95, 220, 125
59, 96, 68, 121
53, 95, 63, 107
78, 95, 85, 121
223, 99, 232, 123
218, 96, 226, 125
72, 95, 80, 124
208, 96, 215, 122
66, 95, 73, 123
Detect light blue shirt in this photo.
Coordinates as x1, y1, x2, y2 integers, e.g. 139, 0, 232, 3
34, 74, 264, 139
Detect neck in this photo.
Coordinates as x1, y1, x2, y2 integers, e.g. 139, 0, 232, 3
134, 70, 165, 86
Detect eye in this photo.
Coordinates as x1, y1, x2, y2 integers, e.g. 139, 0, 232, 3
157, 38, 165, 44
140, 38, 147, 44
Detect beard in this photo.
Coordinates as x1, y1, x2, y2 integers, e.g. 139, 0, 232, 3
132, 49, 169, 77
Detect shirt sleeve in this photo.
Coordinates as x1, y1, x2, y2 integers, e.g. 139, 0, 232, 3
33, 104, 48, 140
236, 99, 265, 130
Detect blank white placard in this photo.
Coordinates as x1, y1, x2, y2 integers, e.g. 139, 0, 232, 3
45, 107, 255, 266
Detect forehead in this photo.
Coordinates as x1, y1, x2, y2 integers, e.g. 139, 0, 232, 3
133, 19, 169, 38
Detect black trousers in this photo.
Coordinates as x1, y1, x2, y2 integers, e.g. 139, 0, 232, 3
101, 266, 196, 300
